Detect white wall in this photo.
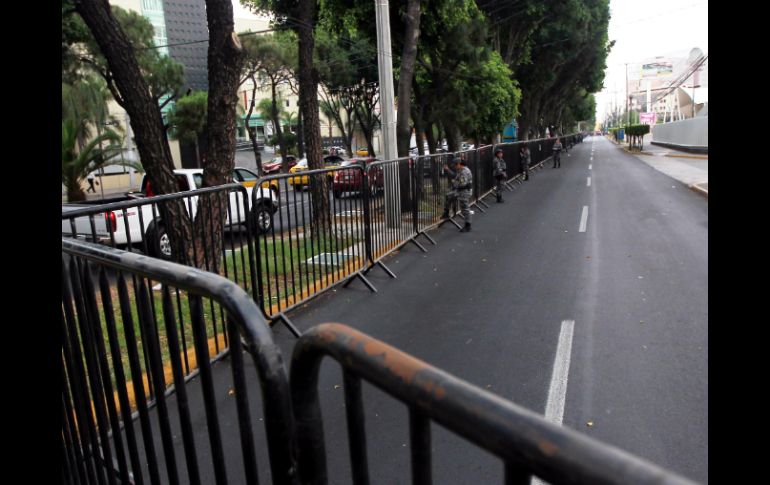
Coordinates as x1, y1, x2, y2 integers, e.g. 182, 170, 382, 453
652, 116, 708, 149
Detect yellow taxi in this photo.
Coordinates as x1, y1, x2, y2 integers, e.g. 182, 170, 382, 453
288, 155, 345, 191
355, 148, 369, 156
233, 167, 280, 196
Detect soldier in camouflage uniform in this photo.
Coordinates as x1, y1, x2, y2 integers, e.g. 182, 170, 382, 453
441, 155, 474, 232
492, 148, 507, 202
520, 144, 531, 180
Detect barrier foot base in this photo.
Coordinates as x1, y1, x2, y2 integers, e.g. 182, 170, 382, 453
471, 202, 486, 213
418, 231, 437, 246
271, 313, 302, 338
409, 237, 428, 253
363, 260, 397, 279
440, 216, 464, 229
343, 271, 378, 293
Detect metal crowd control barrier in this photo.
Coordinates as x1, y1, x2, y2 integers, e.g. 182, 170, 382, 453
61, 183, 260, 304
62, 238, 296, 485
290, 324, 699, 485
62, 135, 583, 339
251, 165, 386, 333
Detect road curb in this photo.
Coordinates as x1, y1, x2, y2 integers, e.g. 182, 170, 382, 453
689, 183, 708, 199
665, 153, 708, 160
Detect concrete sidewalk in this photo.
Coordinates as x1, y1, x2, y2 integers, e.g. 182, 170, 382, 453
612, 138, 708, 198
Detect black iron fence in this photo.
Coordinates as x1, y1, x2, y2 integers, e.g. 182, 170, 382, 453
62, 136, 581, 333
63, 239, 698, 485
62, 238, 296, 485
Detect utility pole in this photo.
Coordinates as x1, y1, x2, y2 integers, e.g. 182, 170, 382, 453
375, 0, 401, 227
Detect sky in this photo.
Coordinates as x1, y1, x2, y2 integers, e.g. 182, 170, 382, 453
595, 0, 708, 124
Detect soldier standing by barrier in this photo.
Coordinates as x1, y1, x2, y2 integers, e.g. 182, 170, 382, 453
492, 148, 507, 203
442, 155, 474, 232
552, 138, 563, 168
520, 145, 531, 180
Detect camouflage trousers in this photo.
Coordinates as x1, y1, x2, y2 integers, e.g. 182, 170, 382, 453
494, 174, 506, 194
444, 191, 471, 223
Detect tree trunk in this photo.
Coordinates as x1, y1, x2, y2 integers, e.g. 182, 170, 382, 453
425, 122, 437, 153
412, 107, 425, 155
296, 0, 330, 237
246, 75, 263, 176
75, 0, 192, 264
396, 0, 422, 158
194, 0, 244, 269
296, 108, 305, 157
271, 80, 289, 171
445, 123, 460, 152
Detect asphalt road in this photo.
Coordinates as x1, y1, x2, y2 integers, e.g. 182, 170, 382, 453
264, 135, 708, 484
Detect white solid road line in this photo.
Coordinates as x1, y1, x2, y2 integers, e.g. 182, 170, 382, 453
531, 319, 576, 485
587, 177, 591, 187
579, 206, 589, 232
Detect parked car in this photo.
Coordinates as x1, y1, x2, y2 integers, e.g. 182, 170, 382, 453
327, 146, 347, 157
262, 155, 298, 175
355, 148, 369, 157
288, 155, 345, 190
103, 169, 278, 260
332, 157, 382, 198
233, 166, 279, 196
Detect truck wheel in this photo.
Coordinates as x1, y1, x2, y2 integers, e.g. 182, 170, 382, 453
252, 204, 274, 235
147, 224, 173, 261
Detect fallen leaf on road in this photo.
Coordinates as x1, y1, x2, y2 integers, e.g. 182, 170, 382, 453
586, 421, 594, 427
228, 389, 235, 396
334, 385, 341, 390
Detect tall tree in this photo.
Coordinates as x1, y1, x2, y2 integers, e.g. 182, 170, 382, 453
504, 0, 611, 139
71, 4, 185, 113
242, 32, 297, 171
395, 0, 422, 157
62, 78, 125, 201
74, 0, 245, 268
167, 91, 208, 165
244, 0, 331, 234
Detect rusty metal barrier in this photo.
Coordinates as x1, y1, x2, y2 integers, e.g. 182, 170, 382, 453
61, 238, 297, 485
289, 323, 699, 485
251, 163, 384, 333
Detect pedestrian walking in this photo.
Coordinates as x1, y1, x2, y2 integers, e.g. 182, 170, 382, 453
441, 155, 473, 232
552, 138, 563, 168
520, 145, 531, 180
86, 171, 98, 193
492, 148, 507, 203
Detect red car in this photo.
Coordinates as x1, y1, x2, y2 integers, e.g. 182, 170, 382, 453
332, 157, 382, 198
261, 155, 298, 175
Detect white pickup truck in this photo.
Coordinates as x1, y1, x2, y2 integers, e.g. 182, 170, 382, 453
63, 168, 278, 260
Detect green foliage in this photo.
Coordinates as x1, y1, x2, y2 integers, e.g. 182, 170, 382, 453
167, 91, 208, 144
269, 131, 297, 152
68, 6, 184, 106
624, 124, 650, 136
62, 0, 91, 83
62, 120, 122, 176
459, 51, 521, 141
